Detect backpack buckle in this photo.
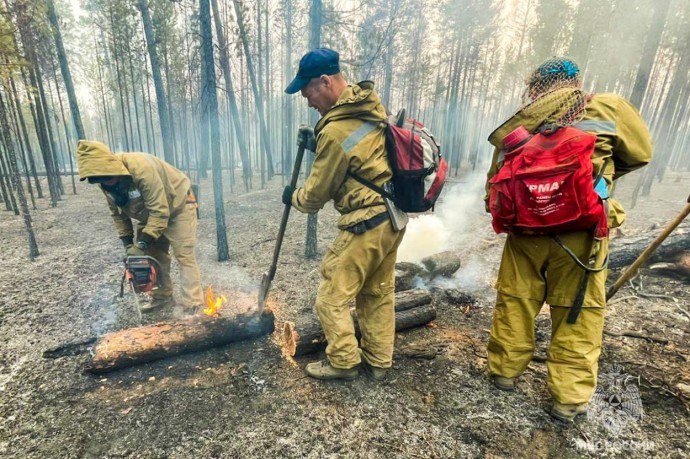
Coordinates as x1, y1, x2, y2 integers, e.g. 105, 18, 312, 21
538, 123, 560, 136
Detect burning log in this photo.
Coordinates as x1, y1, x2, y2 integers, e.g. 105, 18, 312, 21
44, 288, 275, 373
282, 289, 435, 357
87, 308, 275, 374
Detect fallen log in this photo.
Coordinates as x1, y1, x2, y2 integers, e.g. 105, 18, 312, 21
394, 288, 433, 311
85, 309, 274, 374
283, 301, 436, 357
608, 224, 690, 269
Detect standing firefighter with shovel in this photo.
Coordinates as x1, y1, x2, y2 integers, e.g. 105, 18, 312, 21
484, 58, 653, 422
280, 48, 406, 381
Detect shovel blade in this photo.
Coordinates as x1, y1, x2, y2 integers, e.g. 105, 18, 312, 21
258, 271, 271, 311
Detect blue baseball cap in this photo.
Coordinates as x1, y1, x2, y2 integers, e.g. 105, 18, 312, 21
285, 48, 340, 94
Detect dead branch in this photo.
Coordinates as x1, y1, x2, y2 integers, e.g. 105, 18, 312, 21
603, 330, 669, 344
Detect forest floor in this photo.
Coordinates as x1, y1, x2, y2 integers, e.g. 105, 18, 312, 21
0, 167, 688, 459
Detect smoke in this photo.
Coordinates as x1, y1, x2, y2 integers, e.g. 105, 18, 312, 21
397, 173, 491, 291
398, 173, 486, 261
90, 288, 126, 336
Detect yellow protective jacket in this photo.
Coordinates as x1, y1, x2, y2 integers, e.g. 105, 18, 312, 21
76, 140, 192, 240
292, 81, 390, 230
485, 88, 653, 228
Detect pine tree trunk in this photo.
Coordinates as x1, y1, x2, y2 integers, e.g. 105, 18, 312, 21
304, 0, 322, 259
234, 0, 275, 181
7, 71, 42, 199
0, 149, 18, 213
26, 66, 60, 206
200, 0, 230, 261
210, 0, 251, 191
6, 93, 36, 210
0, 92, 39, 258
138, 0, 175, 164
50, 57, 77, 194
95, 34, 115, 148
128, 49, 144, 150
46, 0, 85, 140
630, 0, 671, 109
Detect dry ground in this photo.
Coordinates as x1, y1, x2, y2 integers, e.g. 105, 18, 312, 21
0, 168, 688, 459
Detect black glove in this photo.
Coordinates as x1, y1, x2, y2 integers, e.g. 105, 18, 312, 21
298, 126, 316, 152
282, 186, 294, 206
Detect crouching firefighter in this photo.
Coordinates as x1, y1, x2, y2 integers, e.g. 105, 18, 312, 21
283, 48, 406, 381
76, 140, 203, 314
484, 58, 652, 422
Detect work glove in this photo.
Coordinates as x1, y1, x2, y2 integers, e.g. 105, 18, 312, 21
282, 186, 294, 206
126, 244, 145, 257
297, 125, 316, 152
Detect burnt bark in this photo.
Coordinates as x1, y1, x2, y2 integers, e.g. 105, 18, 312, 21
283, 290, 435, 357
608, 225, 690, 269
84, 309, 275, 374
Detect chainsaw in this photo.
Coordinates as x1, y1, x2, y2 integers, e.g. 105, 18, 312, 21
119, 256, 163, 321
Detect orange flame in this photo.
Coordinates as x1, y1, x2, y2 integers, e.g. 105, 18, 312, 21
203, 286, 226, 317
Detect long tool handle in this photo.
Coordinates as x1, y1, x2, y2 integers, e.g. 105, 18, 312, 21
606, 194, 690, 300
266, 141, 307, 283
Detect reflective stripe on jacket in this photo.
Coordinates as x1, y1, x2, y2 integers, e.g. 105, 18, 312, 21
292, 81, 391, 230
485, 89, 653, 228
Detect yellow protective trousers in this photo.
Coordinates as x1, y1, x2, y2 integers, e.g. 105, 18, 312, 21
315, 218, 405, 369
487, 231, 608, 404
137, 203, 203, 308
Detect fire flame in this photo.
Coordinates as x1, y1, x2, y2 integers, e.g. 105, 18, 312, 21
203, 286, 226, 317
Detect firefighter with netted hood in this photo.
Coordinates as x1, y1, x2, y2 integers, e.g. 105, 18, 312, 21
283, 48, 406, 381
76, 140, 203, 314
484, 58, 652, 422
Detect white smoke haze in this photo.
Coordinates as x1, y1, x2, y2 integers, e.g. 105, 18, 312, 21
397, 173, 491, 291
398, 173, 486, 262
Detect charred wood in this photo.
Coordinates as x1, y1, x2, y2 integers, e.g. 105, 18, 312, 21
608, 227, 690, 270
80, 309, 274, 374
283, 301, 436, 357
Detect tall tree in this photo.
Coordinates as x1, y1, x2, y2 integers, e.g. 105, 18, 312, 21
304, 0, 322, 259
630, 0, 671, 108
0, 91, 39, 259
233, 0, 275, 181
137, 0, 175, 164
199, 0, 229, 261
45, 0, 85, 140
211, 0, 251, 191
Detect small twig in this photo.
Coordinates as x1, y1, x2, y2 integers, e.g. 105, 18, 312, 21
637, 292, 678, 302
421, 432, 440, 459
675, 304, 690, 320
574, 423, 590, 443
603, 329, 669, 344
250, 238, 274, 248
608, 295, 638, 305
617, 360, 665, 372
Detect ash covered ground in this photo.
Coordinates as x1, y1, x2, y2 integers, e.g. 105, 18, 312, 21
0, 169, 688, 459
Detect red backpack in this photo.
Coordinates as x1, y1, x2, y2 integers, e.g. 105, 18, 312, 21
488, 123, 608, 239
349, 109, 448, 213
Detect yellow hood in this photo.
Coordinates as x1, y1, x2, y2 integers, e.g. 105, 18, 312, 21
76, 140, 130, 181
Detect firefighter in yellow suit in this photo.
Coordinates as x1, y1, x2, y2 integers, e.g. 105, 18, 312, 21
485, 58, 653, 422
284, 48, 406, 381
76, 140, 203, 313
